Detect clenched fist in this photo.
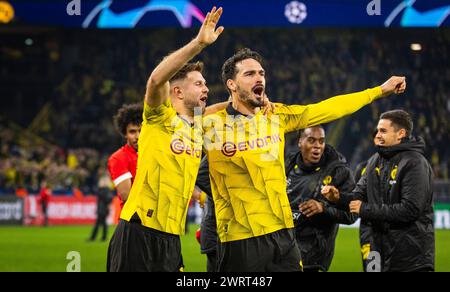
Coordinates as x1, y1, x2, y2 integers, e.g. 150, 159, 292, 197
380, 76, 406, 97
321, 185, 340, 203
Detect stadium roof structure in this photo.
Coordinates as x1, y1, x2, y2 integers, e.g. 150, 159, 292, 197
3, 0, 450, 28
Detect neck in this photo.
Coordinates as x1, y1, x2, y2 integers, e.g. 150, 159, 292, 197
301, 158, 316, 167
172, 97, 194, 123
232, 94, 261, 115
297, 154, 320, 172
127, 142, 137, 152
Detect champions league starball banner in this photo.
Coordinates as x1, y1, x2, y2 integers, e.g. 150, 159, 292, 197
1, 0, 450, 28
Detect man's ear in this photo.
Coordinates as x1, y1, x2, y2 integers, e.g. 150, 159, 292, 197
398, 128, 407, 140
226, 79, 236, 93
172, 85, 183, 100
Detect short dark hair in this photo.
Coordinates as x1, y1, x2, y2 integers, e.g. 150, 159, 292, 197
380, 109, 413, 137
221, 48, 264, 94
170, 61, 204, 83
114, 103, 143, 136
298, 125, 324, 139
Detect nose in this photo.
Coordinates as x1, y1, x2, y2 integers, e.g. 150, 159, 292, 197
255, 76, 264, 84
203, 85, 209, 94
375, 131, 382, 139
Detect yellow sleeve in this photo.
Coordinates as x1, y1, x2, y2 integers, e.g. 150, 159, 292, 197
274, 103, 309, 133
303, 86, 382, 127
275, 86, 382, 133
143, 98, 176, 125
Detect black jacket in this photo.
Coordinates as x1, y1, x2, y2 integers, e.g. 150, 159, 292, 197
354, 160, 372, 268
340, 137, 435, 272
285, 145, 357, 271
96, 188, 112, 218
195, 156, 217, 254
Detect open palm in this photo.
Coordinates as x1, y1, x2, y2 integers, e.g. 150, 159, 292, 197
196, 6, 224, 47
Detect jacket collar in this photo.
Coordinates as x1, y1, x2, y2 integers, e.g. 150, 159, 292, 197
376, 136, 426, 160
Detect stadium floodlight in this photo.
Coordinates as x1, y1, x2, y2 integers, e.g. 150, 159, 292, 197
410, 43, 422, 51
24, 38, 33, 46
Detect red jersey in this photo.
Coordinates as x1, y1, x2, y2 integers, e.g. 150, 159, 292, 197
107, 144, 138, 209
39, 187, 51, 205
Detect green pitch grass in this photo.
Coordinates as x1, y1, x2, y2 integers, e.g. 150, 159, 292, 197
0, 225, 448, 272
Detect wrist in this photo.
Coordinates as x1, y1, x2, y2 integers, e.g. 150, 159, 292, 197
192, 37, 208, 50
380, 85, 389, 97
319, 202, 325, 213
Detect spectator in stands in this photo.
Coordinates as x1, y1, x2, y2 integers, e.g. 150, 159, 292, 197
0, 29, 448, 193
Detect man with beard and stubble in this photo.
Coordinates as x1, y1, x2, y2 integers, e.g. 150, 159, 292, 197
107, 6, 227, 272
202, 47, 407, 272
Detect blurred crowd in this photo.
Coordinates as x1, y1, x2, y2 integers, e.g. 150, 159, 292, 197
0, 121, 104, 195
0, 28, 449, 195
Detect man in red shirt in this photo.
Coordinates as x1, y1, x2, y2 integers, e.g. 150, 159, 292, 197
108, 103, 142, 211
39, 179, 52, 226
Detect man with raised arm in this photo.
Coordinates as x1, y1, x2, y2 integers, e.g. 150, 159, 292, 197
107, 7, 225, 272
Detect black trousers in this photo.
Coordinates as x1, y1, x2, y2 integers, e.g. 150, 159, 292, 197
107, 218, 183, 272
206, 250, 217, 272
90, 214, 107, 241
217, 228, 303, 272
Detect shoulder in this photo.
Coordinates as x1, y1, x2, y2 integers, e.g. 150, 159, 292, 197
332, 163, 352, 174
366, 153, 380, 166
331, 164, 353, 186
108, 147, 127, 163
399, 151, 430, 169
285, 150, 299, 163
273, 103, 306, 114
202, 108, 228, 128
143, 98, 176, 122
284, 151, 300, 174
204, 107, 228, 119
144, 98, 172, 111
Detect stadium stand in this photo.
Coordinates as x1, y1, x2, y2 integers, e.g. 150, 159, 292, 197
0, 28, 449, 196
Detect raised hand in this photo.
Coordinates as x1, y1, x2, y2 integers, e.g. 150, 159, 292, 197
380, 76, 406, 96
195, 6, 224, 48
262, 93, 276, 115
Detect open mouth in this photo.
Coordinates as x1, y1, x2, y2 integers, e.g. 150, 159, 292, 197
311, 151, 321, 160
199, 96, 208, 104
252, 85, 264, 98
